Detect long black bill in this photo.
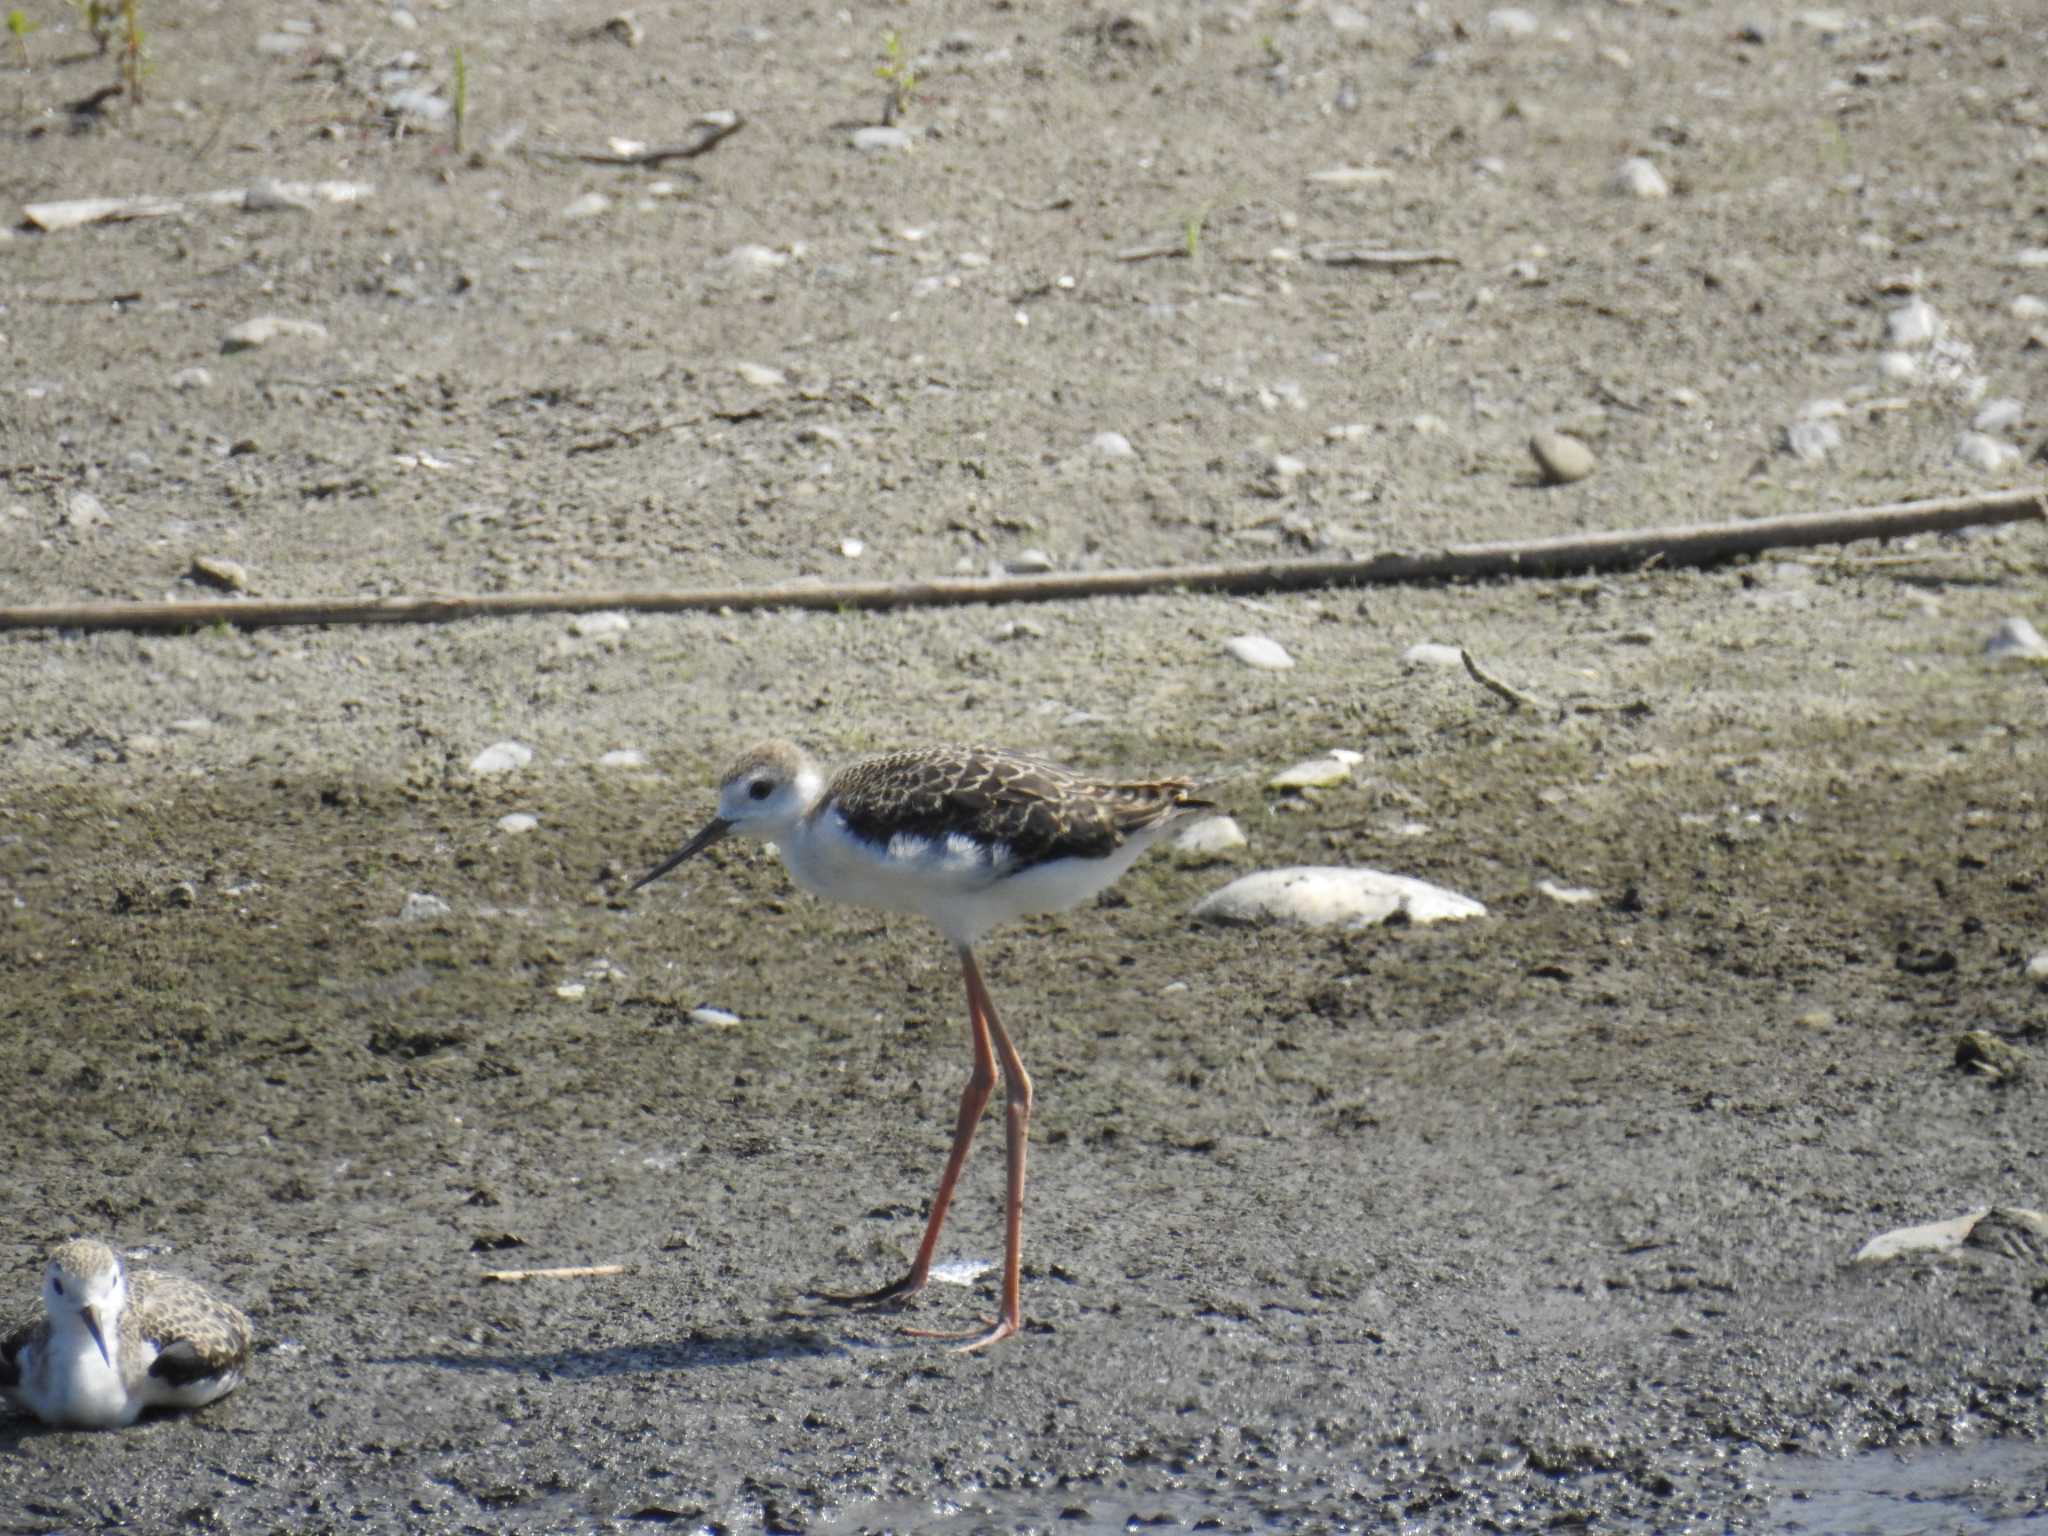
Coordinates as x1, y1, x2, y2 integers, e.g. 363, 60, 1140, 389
631, 817, 734, 891
82, 1307, 111, 1368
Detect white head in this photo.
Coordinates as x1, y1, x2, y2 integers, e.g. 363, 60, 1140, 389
632, 740, 824, 890
44, 1239, 125, 1366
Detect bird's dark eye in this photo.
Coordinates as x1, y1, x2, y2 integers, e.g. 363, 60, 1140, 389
748, 779, 773, 801
51, 1277, 63, 1296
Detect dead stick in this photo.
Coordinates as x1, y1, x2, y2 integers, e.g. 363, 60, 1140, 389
1460, 648, 1546, 713
2, 487, 2039, 634
481, 1263, 625, 1283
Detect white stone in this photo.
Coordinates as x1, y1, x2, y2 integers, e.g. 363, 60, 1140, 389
2012, 295, 2048, 321
1486, 8, 1539, 36
599, 749, 647, 768
61, 491, 109, 529
1224, 634, 1294, 670
1193, 867, 1487, 930
851, 125, 913, 153
722, 244, 789, 274
560, 191, 611, 221
1852, 1210, 1987, 1263
1306, 165, 1394, 187
497, 813, 540, 834
1972, 398, 2025, 433
1537, 879, 1600, 906
1954, 431, 2018, 472
570, 611, 630, 638
1173, 816, 1248, 865
1984, 617, 2048, 661
689, 1007, 742, 1027
470, 741, 534, 775
1877, 350, 1919, 381
1785, 419, 1842, 464
840, 537, 865, 558
733, 360, 786, 388
1401, 642, 1466, 669
2027, 951, 2048, 986
1886, 297, 1942, 347
400, 892, 452, 922
1268, 755, 1352, 790
170, 367, 214, 391
1089, 431, 1136, 460
222, 315, 329, 352
1612, 157, 1669, 200
1004, 548, 1056, 575
1529, 430, 1596, 483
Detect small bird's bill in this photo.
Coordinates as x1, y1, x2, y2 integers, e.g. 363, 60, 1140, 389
82, 1307, 110, 1368
632, 816, 733, 891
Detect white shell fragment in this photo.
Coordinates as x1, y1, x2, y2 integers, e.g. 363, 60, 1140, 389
470, 741, 535, 775
1192, 867, 1487, 930
1537, 879, 1600, 906
400, 892, 452, 922
1224, 634, 1294, 670
688, 1007, 741, 1028
1401, 642, 1466, 669
1853, 1211, 1984, 1262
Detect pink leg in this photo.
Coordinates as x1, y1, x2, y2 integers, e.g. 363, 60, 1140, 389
815, 947, 996, 1307
905, 948, 1032, 1352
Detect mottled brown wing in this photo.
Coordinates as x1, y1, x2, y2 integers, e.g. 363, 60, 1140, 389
830, 748, 1209, 869
130, 1271, 252, 1375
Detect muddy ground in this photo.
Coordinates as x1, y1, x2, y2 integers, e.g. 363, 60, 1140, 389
3, 0, 2046, 1530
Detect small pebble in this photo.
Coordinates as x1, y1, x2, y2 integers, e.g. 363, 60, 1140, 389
1972, 399, 2025, 433
599, 749, 647, 768
1486, 8, 1539, 37
2027, 951, 2048, 986
1529, 429, 1596, 484
1537, 879, 1600, 906
1089, 431, 1136, 460
1173, 816, 1248, 866
1224, 634, 1294, 670
2012, 295, 2048, 321
722, 244, 789, 275
1268, 756, 1352, 791
470, 741, 535, 775
1784, 419, 1842, 463
560, 191, 611, 221
62, 491, 110, 529
733, 361, 786, 388
497, 813, 540, 834
851, 125, 913, 153
1984, 617, 2048, 661
401, 892, 452, 922
839, 537, 865, 559
1004, 548, 1056, 575
570, 611, 630, 638
1852, 1211, 1986, 1264
1611, 157, 1669, 200
1886, 297, 1942, 347
222, 316, 329, 353
1400, 642, 1466, 669
169, 367, 214, 391
689, 1007, 742, 1028
1954, 432, 2018, 472
189, 556, 249, 592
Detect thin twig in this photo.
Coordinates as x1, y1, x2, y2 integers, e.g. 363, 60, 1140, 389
2, 487, 2039, 635
1460, 648, 1546, 713
481, 1263, 626, 1284
534, 111, 744, 167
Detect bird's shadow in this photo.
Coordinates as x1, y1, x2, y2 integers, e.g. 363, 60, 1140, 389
366, 1319, 894, 1381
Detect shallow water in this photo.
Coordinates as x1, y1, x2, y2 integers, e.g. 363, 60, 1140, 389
1761, 1440, 2048, 1536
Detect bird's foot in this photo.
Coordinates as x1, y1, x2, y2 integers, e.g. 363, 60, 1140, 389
902, 1311, 1022, 1353
809, 1272, 927, 1310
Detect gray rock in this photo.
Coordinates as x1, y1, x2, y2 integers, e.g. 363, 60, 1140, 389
62, 490, 110, 529
1886, 297, 1942, 347
1954, 431, 2018, 471
169, 367, 214, 391
1785, 419, 1842, 463
400, 892, 452, 922
1972, 398, 2025, 433
1401, 641, 1466, 669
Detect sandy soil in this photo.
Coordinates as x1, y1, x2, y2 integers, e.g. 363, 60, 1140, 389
3, 0, 2046, 1530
